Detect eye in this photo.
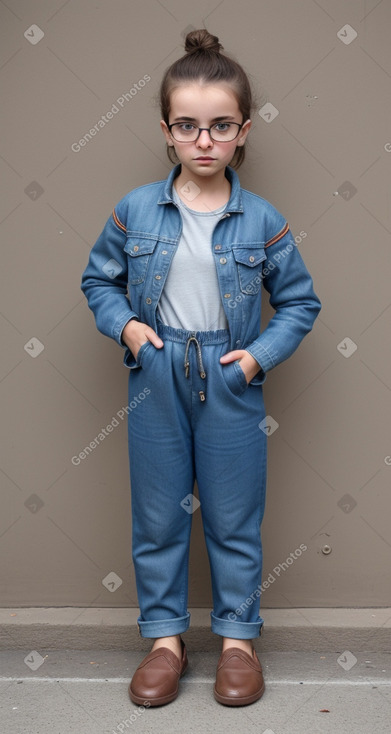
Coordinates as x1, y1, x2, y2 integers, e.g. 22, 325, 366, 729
178, 123, 196, 132
213, 122, 231, 131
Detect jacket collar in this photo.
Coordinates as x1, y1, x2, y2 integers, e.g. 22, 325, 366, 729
158, 163, 244, 213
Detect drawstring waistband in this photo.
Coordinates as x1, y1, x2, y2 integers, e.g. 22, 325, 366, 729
184, 335, 206, 379
155, 321, 230, 404
184, 335, 206, 401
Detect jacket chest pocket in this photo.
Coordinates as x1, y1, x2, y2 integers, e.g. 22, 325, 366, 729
232, 246, 267, 295
124, 237, 158, 285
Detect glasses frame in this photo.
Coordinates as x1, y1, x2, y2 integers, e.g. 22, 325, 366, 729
167, 121, 244, 143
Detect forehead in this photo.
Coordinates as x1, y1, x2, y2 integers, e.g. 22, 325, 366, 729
169, 83, 240, 117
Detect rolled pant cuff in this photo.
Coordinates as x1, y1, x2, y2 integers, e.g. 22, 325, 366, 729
210, 611, 264, 639
137, 612, 190, 638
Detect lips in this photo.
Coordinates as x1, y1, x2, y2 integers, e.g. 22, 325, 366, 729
195, 157, 215, 160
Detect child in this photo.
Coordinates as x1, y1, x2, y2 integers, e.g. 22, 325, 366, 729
81, 28, 321, 707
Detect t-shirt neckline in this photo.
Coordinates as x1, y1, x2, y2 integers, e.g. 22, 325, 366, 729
172, 184, 227, 216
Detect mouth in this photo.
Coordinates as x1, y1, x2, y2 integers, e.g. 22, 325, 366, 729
195, 157, 215, 161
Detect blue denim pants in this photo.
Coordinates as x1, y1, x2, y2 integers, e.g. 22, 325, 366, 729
127, 321, 267, 639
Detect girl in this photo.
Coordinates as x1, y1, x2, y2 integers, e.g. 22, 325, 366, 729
81, 28, 321, 707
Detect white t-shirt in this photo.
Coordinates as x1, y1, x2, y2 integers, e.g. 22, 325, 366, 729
157, 185, 229, 331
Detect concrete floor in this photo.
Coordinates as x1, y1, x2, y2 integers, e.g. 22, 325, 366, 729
0, 649, 390, 734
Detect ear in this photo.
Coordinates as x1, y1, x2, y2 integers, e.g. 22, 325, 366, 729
236, 118, 252, 147
160, 120, 175, 147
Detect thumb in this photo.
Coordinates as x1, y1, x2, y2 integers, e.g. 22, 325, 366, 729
219, 350, 242, 364
146, 327, 164, 349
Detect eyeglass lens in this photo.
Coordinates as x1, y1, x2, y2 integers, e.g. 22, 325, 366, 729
170, 122, 241, 142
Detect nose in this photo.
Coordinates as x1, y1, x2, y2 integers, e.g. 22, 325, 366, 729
196, 129, 213, 146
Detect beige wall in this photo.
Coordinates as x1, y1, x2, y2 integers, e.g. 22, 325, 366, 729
1, 0, 390, 609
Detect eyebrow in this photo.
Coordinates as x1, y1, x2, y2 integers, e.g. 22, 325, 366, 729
171, 115, 237, 122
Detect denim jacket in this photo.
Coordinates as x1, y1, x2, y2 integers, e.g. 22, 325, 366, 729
81, 163, 321, 384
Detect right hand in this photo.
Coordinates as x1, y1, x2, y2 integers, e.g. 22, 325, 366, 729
121, 319, 164, 360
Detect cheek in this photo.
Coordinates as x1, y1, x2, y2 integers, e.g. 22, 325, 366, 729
218, 142, 239, 157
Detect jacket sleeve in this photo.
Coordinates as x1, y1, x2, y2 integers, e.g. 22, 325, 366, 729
245, 217, 322, 380
80, 204, 139, 346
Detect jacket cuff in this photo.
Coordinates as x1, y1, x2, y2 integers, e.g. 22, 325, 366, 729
249, 366, 267, 386
113, 311, 139, 346
119, 315, 140, 346
245, 343, 275, 381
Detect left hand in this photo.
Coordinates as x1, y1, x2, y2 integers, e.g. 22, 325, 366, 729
220, 349, 260, 385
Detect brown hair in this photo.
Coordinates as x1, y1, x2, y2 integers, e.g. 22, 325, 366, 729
158, 28, 259, 169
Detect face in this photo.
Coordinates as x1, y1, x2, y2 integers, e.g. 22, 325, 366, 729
160, 82, 252, 179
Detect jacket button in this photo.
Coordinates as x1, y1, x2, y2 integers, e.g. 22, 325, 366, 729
224, 293, 231, 298
162, 250, 168, 255
145, 297, 152, 304
249, 255, 255, 262
133, 245, 139, 252
215, 244, 222, 250
155, 274, 161, 279
219, 257, 227, 264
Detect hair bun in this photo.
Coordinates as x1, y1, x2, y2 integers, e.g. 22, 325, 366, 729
184, 29, 223, 54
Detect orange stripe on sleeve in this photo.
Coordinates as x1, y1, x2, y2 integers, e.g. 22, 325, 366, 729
112, 208, 126, 233
264, 222, 290, 248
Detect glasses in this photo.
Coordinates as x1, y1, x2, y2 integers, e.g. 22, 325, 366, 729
168, 121, 244, 143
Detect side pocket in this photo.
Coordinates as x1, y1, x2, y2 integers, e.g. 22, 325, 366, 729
221, 361, 248, 397
123, 341, 152, 370
135, 340, 153, 367
123, 347, 137, 370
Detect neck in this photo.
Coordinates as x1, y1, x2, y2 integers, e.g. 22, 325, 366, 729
174, 164, 230, 197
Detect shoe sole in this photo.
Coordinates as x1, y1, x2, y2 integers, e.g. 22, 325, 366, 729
128, 659, 188, 707
213, 679, 265, 706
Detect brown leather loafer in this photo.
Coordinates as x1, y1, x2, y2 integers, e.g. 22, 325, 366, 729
128, 637, 188, 706
214, 646, 265, 706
